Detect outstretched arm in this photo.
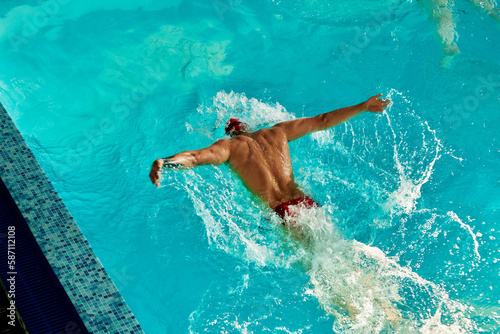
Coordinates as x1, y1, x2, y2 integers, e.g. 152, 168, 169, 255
274, 94, 390, 141
149, 139, 231, 187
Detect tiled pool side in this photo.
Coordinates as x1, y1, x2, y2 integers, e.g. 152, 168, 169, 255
0, 101, 144, 333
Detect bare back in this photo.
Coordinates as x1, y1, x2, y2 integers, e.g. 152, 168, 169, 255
227, 127, 304, 208
149, 95, 390, 205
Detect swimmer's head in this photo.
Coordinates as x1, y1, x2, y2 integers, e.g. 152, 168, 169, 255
225, 118, 246, 137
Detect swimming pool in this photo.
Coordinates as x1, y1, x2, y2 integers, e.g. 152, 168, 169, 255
1, 0, 499, 332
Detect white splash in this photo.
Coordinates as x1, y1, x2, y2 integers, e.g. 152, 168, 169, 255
191, 90, 295, 140
447, 211, 481, 260
379, 89, 442, 216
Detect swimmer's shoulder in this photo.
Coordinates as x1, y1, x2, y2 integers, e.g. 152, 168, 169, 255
228, 127, 285, 147
254, 126, 287, 143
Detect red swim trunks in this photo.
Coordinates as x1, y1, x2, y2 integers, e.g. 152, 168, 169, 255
273, 196, 319, 221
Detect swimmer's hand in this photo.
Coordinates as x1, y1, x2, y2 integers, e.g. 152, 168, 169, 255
364, 94, 391, 113
149, 158, 164, 188
150, 157, 185, 187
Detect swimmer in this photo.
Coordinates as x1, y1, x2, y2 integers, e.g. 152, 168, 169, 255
419, 0, 460, 66
419, 0, 500, 67
149, 94, 390, 220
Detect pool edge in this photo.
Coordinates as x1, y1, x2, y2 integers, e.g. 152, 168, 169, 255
0, 102, 144, 332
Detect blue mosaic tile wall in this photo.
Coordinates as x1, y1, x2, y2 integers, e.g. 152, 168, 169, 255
0, 101, 144, 333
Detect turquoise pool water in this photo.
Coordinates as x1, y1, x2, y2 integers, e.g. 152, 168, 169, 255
1, 0, 499, 332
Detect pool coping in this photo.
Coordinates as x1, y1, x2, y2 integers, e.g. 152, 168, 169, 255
0, 101, 143, 333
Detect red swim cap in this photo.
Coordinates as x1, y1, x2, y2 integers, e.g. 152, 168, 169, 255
225, 118, 246, 136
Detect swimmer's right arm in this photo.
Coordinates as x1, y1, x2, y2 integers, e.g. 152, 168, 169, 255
149, 139, 231, 187
275, 94, 390, 141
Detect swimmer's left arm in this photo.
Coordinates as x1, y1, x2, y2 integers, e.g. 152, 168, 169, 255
149, 139, 231, 187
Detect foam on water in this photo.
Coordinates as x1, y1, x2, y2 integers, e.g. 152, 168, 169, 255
282, 206, 475, 332
170, 91, 479, 332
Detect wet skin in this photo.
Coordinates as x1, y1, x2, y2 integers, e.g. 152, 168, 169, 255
149, 94, 390, 209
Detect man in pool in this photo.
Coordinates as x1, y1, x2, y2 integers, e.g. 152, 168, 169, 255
149, 94, 390, 221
